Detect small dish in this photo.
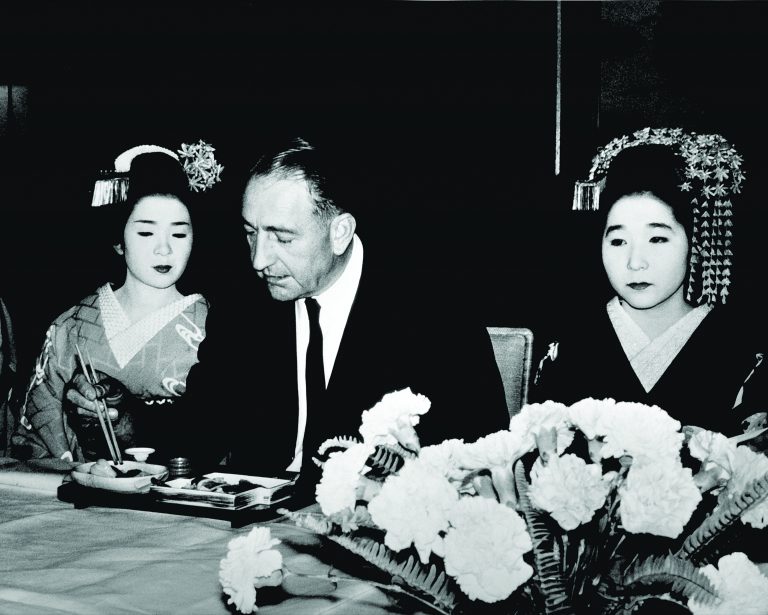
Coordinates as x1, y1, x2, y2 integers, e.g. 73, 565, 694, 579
125, 447, 156, 462
71, 460, 168, 493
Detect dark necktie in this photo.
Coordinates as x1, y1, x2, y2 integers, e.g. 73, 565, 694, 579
303, 297, 325, 467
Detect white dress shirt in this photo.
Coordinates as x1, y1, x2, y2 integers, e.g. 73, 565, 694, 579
286, 235, 364, 471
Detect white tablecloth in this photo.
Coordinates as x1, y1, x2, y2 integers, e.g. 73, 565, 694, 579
0, 462, 427, 615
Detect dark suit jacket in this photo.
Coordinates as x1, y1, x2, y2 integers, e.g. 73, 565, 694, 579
161, 256, 508, 481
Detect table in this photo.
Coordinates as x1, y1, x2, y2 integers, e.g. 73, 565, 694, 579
0, 459, 428, 615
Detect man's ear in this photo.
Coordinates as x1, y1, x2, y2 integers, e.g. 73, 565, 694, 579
114, 244, 124, 256
330, 213, 356, 256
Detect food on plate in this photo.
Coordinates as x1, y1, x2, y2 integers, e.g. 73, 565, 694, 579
193, 477, 229, 491
89, 459, 117, 478
88, 459, 145, 478
187, 477, 261, 494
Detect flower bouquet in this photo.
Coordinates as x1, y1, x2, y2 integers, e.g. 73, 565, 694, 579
221, 391, 768, 614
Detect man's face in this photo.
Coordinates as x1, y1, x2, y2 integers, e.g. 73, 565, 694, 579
242, 175, 340, 301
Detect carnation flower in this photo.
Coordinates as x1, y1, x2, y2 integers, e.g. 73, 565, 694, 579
512, 401, 574, 454
443, 496, 533, 602
688, 429, 738, 490
420, 438, 469, 482
315, 443, 372, 516
719, 445, 768, 529
529, 454, 611, 530
368, 457, 458, 563
453, 429, 535, 471
219, 527, 283, 614
688, 430, 737, 472
600, 402, 683, 464
567, 397, 615, 439
619, 461, 701, 537
689, 552, 768, 615
359, 388, 431, 450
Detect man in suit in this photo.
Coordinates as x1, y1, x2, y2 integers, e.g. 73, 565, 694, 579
66, 137, 508, 489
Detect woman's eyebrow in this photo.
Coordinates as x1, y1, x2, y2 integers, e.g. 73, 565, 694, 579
131, 220, 190, 226
648, 222, 673, 230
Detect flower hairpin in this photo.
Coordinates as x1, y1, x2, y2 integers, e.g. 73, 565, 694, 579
178, 140, 224, 192
92, 140, 224, 208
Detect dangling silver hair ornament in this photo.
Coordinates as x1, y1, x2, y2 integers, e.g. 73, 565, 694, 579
572, 127, 746, 305
90, 141, 223, 208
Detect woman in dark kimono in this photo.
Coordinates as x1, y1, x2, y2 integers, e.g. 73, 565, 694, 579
534, 129, 765, 437
12, 143, 222, 461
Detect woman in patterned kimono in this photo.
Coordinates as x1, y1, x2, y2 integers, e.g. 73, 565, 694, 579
12, 143, 221, 461
533, 129, 766, 437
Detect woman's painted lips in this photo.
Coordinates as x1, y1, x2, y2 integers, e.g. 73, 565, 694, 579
627, 282, 651, 290
154, 265, 172, 273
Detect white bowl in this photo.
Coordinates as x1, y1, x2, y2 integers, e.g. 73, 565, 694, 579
125, 447, 155, 462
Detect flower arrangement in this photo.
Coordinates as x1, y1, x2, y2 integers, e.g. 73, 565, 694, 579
221, 392, 768, 614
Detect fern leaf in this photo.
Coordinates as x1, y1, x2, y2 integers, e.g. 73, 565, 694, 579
423, 564, 437, 589
279, 509, 335, 535
330, 533, 458, 612
317, 435, 361, 456
621, 555, 719, 608
678, 471, 768, 565
399, 555, 417, 581
514, 460, 574, 615
367, 443, 417, 476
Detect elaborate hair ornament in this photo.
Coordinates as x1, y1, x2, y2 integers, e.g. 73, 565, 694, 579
91, 140, 223, 207
573, 127, 746, 305
178, 140, 224, 192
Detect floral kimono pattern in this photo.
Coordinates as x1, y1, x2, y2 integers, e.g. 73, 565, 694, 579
12, 284, 208, 461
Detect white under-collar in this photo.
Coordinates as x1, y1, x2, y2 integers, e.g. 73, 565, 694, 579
607, 296, 712, 392
98, 284, 203, 368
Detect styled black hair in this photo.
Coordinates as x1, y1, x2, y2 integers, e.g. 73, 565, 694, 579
599, 143, 693, 237
105, 152, 193, 248
96, 152, 202, 294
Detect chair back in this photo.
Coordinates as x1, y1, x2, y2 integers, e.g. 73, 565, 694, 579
486, 326, 534, 418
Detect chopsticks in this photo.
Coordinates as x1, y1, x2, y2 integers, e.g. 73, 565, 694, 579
74, 344, 122, 465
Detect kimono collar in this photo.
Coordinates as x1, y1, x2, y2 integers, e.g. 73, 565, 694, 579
99, 284, 203, 368
607, 296, 712, 393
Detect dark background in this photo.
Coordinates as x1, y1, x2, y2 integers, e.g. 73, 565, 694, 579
2, 1, 767, 378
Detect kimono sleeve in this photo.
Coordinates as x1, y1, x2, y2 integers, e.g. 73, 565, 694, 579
15, 322, 78, 460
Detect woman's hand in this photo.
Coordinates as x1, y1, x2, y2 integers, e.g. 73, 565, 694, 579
65, 370, 126, 421
65, 370, 143, 456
